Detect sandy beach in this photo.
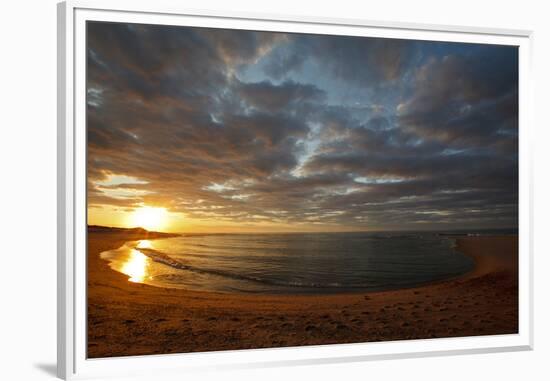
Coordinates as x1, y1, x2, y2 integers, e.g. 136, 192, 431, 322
87, 227, 518, 358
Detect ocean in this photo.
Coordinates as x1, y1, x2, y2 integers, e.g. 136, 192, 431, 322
98, 231, 485, 294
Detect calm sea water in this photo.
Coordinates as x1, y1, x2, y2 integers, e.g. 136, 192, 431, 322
100, 232, 479, 294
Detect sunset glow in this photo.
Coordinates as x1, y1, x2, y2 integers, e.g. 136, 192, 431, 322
120, 249, 149, 283
129, 207, 168, 231
136, 240, 153, 249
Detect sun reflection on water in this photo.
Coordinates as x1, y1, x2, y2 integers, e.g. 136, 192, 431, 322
120, 249, 149, 283
136, 240, 152, 249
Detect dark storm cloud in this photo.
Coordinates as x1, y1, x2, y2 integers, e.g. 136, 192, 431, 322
87, 23, 223, 102
87, 22, 283, 104
87, 21, 518, 230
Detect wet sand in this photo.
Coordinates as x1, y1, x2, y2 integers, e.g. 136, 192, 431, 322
87, 227, 518, 358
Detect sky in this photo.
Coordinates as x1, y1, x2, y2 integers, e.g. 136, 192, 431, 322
86, 21, 519, 233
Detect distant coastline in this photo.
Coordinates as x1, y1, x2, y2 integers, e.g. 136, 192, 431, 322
88, 225, 180, 238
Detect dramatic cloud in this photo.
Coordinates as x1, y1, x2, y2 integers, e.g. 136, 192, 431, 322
397, 46, 518, 149
262, 34, 416, 83
87, 21, 518, 231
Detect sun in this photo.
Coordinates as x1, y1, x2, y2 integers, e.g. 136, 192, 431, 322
130, 206, 167, 231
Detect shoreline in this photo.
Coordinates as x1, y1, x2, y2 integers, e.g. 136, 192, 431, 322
95, 234, 499, 297
88, 229, 518, 358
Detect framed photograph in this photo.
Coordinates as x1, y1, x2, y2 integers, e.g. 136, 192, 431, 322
57, 1, 534, 379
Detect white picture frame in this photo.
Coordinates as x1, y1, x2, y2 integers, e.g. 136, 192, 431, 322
57, 1, 534, 379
